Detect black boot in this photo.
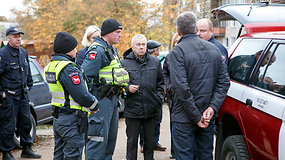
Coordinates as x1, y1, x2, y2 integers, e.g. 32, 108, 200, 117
21, 146, 41, 159
2, 151, 16, 160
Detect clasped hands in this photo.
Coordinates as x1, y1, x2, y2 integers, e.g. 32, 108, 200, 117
197, 107, 214, 128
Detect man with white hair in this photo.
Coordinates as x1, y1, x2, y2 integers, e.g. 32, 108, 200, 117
122, 34, 164, 160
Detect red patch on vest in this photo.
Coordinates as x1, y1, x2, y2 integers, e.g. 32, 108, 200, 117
89, 53, 96, 60
71, 75, 80, 84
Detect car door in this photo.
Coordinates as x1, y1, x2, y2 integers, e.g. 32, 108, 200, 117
241, 41, 285, 160
28, 58, 52, 124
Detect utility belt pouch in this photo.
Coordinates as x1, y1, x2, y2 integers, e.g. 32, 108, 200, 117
77, 110, 88, 133
97, 78, 113, 100
52, 106, 59, 119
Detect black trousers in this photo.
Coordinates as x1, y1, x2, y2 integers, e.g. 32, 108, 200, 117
125, 117, 156, 160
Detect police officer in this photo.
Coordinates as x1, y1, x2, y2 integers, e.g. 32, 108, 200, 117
81, 18, 129, 160
0, 26, 41, 160
44, 32, 98, 160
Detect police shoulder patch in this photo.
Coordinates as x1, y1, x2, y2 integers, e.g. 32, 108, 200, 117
89, 50, 97, 60
69, 72, 80, 85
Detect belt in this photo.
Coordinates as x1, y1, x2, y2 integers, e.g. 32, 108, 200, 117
57, 107, 77, 115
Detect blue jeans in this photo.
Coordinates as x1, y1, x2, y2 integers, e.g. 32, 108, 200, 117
172, 121, 215, 160
85, 96, 119, 160
139, 105, 162, 147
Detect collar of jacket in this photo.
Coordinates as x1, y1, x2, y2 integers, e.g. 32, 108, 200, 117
178, 33, 197, 44
132, 51, 148, 64
7, 43, 20, 56
51, 53, 75, 62
208, 35, 216, 43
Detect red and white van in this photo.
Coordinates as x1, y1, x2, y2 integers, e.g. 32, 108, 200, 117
212, 3, 285, 160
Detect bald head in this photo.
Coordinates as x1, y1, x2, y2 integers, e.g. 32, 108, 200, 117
197, 18, 214, 41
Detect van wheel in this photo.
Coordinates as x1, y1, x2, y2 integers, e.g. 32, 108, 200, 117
221, 135, 250, 160
13, 114, 36, 149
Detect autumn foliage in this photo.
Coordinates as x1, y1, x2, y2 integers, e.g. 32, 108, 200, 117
15, 0, 210, 66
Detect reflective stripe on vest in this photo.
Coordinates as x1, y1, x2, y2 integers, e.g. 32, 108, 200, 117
44, 60, 90, 115
88, 42, 129, 86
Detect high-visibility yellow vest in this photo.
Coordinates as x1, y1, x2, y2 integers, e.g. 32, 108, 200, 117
88, 42, 129, 86
44, 60, 90, 115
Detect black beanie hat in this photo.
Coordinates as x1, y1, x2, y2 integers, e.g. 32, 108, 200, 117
101, 19, 122, 36
53, 32, 77, 54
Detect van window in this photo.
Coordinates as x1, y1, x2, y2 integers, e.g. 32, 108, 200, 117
257, 44, 285, 96
227, 38, 270, 84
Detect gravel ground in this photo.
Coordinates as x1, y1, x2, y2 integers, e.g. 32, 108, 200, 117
3, 103, 173, 160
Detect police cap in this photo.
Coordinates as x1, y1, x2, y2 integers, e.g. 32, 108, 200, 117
6, 26, 24, 36
147, 40, 161, 49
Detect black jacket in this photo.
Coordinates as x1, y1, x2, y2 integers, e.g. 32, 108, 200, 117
170, 33, 230, 124
0, 44, 33, 97
121, 49, 164, 119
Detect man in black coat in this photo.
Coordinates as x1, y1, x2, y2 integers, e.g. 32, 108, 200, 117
121, 34, 164, 160
169, 12, 230, 160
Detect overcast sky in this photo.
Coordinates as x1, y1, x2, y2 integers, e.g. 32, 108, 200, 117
0, 0, 24, 19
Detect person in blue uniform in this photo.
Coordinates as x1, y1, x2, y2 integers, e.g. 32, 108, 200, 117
44, 32, 98, 160
0, 26, 41, 160
82, 18, 128, 160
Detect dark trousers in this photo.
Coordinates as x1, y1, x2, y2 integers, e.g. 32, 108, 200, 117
53, 113, 84, 160
126, 117, 156, 160
172, 121, 215, 160
139, 105, 162, 147
0, 94, 32, 152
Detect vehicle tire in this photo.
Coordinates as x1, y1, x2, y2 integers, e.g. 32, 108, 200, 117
13, 114, 36, 149
215, 123, 224, 160
220, 135, 250, 160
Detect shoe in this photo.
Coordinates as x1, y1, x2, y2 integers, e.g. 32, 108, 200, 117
21, 146, 41, 159
170, 155, 176, 159
2, 152, 16, 160
141, 146, 144, 153
154, 144, 166, 151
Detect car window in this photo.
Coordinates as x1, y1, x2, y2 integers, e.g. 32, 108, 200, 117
257, 44, 285, 96
227, 38, 270, 84
29, 61, 44, 84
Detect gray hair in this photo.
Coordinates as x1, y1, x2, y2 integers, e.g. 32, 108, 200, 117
131, 34, 147, 46
176, 11, 197, 35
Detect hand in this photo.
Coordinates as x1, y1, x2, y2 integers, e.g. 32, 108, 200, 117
197, 117, 208, 128
90, 109, 99, 115
203, 107, 214, 123
128, 85, 139, 93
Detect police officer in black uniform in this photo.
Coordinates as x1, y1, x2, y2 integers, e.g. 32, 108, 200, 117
0, 26, 41, 160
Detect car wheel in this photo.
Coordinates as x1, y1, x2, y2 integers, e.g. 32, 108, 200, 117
13, 114, 36, 149
221, 135, 250, 160
215, 123, 224, 160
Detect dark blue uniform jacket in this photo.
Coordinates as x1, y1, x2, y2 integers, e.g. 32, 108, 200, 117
0, 43, 33, 97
